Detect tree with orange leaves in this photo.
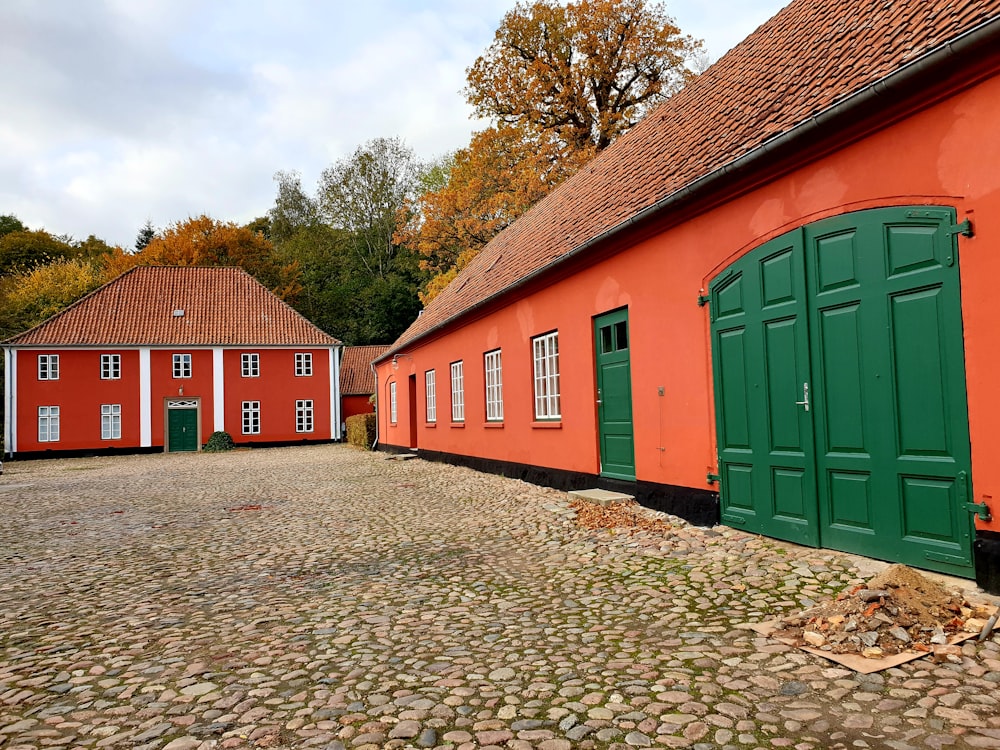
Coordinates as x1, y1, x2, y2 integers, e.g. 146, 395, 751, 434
140, 215, 301, 301
405, 0, 703, 302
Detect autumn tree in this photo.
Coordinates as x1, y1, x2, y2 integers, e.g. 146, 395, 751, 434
405, 0, 702, 302
0, 215, 26, 238
140, 215, 301, 300
0, 258, 107, 339
467, 0, 702, 154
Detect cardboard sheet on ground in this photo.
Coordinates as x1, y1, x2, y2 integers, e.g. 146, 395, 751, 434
747, 620, 976, 674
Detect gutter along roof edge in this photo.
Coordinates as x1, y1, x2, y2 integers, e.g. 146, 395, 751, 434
375, 15, 1000, 366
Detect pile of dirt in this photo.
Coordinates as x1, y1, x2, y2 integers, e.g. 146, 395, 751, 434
771, 564, 997, 657
569, 498, 675, 534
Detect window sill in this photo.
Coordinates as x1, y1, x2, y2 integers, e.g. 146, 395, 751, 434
531, 421, 562, 429
450, 422, 466, 428
484, 422, 504, 429
425, 422, 437, 428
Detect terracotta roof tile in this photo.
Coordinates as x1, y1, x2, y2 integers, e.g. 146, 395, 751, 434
4, 266, 341, 347
340, 345, 391, 395
391, 0, 1000, 351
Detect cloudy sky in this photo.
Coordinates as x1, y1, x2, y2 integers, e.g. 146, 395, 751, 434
1, 0, 785, 248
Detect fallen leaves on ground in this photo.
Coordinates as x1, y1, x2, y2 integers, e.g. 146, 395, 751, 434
771, 564, 997, 659
569, 498, 675, 534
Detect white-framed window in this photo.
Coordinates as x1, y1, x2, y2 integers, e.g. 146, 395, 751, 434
173, 353, 192, 379
241, 352, 260, 377
100, 354, 121, 380
295, 352, 313, 376
101, 404, 122, 440
38, 354, 59, 381
242, 400, 260, 434
425, 370, 437, 423
532, 331, 561, 420
484, 349, 503, 422
38, 406, 60, 442
296, 399, 314, 433
450, 361, 465, 422
389, 382, 397, 424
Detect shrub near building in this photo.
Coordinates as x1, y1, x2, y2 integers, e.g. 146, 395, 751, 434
346, 414, 376, 449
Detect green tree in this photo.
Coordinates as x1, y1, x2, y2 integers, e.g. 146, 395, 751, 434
319, 137, 421, 280
134, 220, 157, 252
0, 229, 73, 277
0, 215, 26, 238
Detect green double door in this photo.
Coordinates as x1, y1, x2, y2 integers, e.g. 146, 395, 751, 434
710, 207, 974, 577
168, 408, 199, 452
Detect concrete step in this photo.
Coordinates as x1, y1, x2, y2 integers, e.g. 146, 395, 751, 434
568, 488, 634, 506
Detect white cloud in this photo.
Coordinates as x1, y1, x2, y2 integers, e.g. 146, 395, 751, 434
0, 0, 786, 247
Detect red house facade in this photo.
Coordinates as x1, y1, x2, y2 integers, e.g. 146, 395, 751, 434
4, 267, 342, 456
374, 0, 1000, 592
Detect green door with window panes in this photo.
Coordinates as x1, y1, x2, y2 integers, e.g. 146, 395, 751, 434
711, 207, 975, 577
168, 408, 198, 452
595, 308, 636, 480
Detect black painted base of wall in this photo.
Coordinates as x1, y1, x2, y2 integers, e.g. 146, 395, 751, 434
8, 438, 337, 462
379, 444, 720, 527
974, 530, 1000, 595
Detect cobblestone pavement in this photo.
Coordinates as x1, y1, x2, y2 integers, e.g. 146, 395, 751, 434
1, 445, 999, 750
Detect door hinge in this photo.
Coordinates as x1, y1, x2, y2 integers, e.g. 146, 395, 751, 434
706, 472, 720, 485
958, 470, 991, 521
966, 501, 992, 522
697, 294, 710, 307
949, 218, 973, 238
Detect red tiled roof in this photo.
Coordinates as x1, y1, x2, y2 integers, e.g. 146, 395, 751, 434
340, 345, 391, 395
390, 0, 1000, 352
4, 266, 341, 347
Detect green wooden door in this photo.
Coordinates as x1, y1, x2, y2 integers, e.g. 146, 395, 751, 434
168, 408, 199, 452
595, 308, 636, 480
807, 208, 974, 576
711, 207, 974, 577
710, 232, 819, 545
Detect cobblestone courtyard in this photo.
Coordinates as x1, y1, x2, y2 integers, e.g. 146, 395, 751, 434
1, 445, 998, 750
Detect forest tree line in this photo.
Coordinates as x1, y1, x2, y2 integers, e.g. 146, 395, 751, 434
0, 0, 703, 346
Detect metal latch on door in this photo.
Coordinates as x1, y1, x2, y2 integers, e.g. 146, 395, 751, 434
795, 383, 810, 412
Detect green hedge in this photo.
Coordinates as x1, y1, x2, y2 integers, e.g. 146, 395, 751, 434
203, 430, 235, 452
346, 413, 376, 449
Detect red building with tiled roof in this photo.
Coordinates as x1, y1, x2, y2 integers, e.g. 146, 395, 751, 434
375, 0, 1000, 592
339, 345, 390, 422
3, 266, 342, 456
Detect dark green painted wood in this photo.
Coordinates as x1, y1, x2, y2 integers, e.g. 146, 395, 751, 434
711, 207, 974, 577
168, 408, 198, 452
710, 232, 819, 545
806, 207, 974, 577
595, 308, 636, 480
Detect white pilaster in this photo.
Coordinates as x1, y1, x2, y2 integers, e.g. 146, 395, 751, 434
4, 348, 15, 455
213, 348, 225, 432
139, 348, 152, 447
330, 347, 341, 440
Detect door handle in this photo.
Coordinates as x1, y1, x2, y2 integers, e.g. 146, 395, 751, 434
596, 388, 602, 405
795, 382, 810, 412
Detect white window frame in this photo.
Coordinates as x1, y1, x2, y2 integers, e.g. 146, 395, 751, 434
532, 331, 561, 420
100, 354, 121, 380
101, 404, 122, 440
295, 352, 313, 377
241, 352, 260, 377
450, 361, 465, 422
484, 349, 503, 422
38, 406, 60, 442
296, 399, 314, 433
173, 353, 192, 379
38, 354, 59, 381
389, 382, 398, 424
425, 369, 437, 423
242, 400, 261, 435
